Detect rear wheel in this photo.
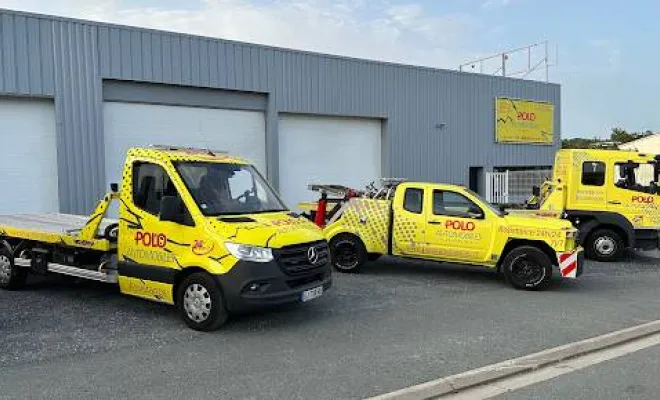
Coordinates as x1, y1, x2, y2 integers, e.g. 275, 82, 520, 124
501, 246, 553, 291
330, 234, 367, 273
176, 272, 228, 331
585, 228, 624, 262
0, 242, 27, 290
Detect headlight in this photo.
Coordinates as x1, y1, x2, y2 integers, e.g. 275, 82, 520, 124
225, 242, 273, 263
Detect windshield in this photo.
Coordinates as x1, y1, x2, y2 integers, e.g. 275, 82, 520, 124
464, 188, 506, 217
175, 162, 287, 216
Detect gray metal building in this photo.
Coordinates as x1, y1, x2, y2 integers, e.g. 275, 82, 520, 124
0, 8, 560, 214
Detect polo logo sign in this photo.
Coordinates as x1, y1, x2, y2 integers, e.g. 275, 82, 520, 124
445, 220, 476, 231
632, 196, 654, 204
134, 231, 167, 248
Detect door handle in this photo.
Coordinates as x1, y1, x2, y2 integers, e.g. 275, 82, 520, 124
608, 200, 621, 205
428, 221, 443, 225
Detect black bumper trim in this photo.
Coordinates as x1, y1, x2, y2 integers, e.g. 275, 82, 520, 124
215, 259, 332, 313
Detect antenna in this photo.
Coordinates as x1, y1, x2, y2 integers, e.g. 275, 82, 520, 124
458, 41, 557, 82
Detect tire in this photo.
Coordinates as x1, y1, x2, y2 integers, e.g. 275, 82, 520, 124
0, 241, 27, 290
329, 234, 367, 273
176, 272, 228, 331
501, 246, 553, 291
585, 228, 624, 262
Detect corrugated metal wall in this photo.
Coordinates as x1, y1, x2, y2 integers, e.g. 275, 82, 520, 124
0, 9, 560, 213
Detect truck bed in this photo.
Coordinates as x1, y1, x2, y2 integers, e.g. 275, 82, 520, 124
0, 213, 117, 235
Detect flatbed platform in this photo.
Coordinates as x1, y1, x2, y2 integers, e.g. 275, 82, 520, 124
0, 213, 117, 235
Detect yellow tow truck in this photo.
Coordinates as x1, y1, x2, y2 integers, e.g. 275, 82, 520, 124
0, 146, 331, 331
303, 179, 583, 290
526, 149, 660, 261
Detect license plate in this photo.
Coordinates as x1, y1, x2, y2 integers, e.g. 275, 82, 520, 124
301, 286, 323, 302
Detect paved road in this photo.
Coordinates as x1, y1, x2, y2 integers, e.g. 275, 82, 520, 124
2, 252, 660, 399
497, 343, 660, 400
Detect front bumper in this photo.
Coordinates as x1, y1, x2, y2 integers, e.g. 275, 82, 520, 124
215, 258, 332, 314
557, 247, 584, 279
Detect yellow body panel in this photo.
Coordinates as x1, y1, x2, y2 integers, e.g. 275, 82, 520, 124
118, 276, 174, 304
325, 182, 578, 269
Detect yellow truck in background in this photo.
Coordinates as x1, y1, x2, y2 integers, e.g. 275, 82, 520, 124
0, 146, 331, 331
305, 179, 583, 290
527, 149, 660, 261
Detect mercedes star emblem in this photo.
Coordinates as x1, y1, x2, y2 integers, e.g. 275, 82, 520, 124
307, 246, 319, 264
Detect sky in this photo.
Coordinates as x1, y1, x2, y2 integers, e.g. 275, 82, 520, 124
0, 0, 657, 139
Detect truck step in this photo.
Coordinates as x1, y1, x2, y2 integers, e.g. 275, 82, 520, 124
14, 258, 118, 283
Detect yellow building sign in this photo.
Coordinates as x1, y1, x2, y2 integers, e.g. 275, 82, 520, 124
495, 98, 554, 144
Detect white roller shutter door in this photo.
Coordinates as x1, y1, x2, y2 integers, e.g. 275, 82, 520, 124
0, 98, 59, 213
278, 115, 382, 208
103, 102, 267, 188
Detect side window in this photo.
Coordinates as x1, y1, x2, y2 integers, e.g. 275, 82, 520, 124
614, 162, 657, 193
403, 188, 424, 214
581, 162, 605, 186
433, 190, 482, 217
132, 162, 178, 215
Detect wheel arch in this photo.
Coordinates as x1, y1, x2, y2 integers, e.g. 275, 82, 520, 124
172, 266, 215, 305
568, 211, 633, 248
497, 239, 558, 272
326, 227, 365, 247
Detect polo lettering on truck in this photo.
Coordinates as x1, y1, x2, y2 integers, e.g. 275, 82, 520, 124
134, 231, 167, 248
632, 195, 654, 204
445, 220, 475, 231
0, 145, 332, 331
304, 179, 584, 291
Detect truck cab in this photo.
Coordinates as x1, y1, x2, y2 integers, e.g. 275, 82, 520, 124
530, 149, 660, 261
0, 146, 331, 331
310, 180, 582, 290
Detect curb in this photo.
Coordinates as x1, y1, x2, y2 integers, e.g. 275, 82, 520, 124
368, 319, 660, 400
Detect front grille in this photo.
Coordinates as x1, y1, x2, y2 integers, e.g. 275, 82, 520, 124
276, 240, 329, 275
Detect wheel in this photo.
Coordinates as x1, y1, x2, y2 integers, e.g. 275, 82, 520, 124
0, 241, 27, 290
329, 234, 367, 273
176, 273, 228, 331
367, 253, 381, 262
501, 246, 553, 291
585, 228, 624, 261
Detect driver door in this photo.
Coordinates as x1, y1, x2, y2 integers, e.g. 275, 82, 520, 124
118, 160, 197, 303
424, 189, 493, 263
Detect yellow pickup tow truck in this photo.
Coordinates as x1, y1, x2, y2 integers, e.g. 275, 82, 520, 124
0, 146, 331, 331
526, 149, 660, 261
303, 179, 582, 290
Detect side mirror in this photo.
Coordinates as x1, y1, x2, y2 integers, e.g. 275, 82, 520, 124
532, 185, 540, 196
160, 196, 185, 223
467, 206, 485, 219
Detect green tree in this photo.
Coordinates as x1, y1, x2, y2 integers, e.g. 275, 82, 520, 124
610, 127, 634, 143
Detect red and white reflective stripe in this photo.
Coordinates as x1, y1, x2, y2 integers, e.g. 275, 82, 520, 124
558, 251, 578, 278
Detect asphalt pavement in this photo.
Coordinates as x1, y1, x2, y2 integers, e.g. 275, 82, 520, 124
2, 251, 660, 399
497, 343, 660, 400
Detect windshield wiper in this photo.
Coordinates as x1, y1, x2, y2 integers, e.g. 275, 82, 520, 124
207, 209, 288, 216
250, 209, 288, 214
